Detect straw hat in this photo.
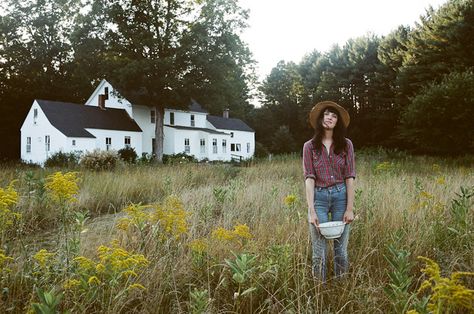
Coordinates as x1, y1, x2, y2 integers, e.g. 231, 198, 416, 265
309, 101, 350, 129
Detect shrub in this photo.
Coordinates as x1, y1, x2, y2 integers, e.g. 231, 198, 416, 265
163, 153, 197, 164
79, 149, 119, 171
44, 151, 80, 168
117, 147, 138, 164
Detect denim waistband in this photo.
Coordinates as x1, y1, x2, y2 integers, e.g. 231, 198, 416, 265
315, 182, 346, 192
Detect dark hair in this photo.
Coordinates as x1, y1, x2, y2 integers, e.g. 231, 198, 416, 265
311, 107, 347, 154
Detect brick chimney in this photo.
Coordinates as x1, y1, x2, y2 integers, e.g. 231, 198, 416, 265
223, 109, 229, 119
98, 94, 106, 110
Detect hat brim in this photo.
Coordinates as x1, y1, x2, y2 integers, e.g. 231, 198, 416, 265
309, 101, 350, 129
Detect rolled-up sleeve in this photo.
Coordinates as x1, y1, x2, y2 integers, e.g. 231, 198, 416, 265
303, 141, 316, 180
344, 139, 356, 179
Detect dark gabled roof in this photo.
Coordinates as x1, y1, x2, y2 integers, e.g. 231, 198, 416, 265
165, 124, 227, 135
206, 115, 254, 132
36, 99, 142, 138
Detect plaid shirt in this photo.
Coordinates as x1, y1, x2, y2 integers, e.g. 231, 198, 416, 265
303, 138, 356, 187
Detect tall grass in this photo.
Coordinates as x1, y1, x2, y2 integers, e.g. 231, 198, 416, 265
0, 152, 473, 313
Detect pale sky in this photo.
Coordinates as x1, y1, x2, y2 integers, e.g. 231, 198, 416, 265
239, 0, 449, 81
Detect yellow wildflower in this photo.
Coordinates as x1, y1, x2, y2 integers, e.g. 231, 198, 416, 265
95, 263, 106, 273
116, 217, 131, 231
0, 250, 14, 272
232, 224, 252, 239
419, 191, 434, 199
33, 249, 55, 269
188, 239, 208, 255
87, 276, 101, 285
417, 256, 474, 312
121, 270, 138, 278
0, 181, 20, 228
63, 279, 81, 290
152, 196, 188, 239
74, 256, 96, 271
127, 283, 146, 291
284, 194, 297, 207
97, 243, 149, 274
45, 171, 80, 203
212, 227, 235, 241
435, 176, 446, 185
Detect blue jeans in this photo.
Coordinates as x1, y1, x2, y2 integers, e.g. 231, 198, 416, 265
309, 183, 350, 282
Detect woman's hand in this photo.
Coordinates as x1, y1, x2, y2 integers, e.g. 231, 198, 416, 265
310, 211, 319, 228
343, 209, 354, 224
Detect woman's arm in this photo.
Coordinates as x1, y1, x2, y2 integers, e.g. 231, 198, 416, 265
305, 178, 318, 226
344, 177, 355, 223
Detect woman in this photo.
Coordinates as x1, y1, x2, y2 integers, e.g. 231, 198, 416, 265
302, 101, 355, 282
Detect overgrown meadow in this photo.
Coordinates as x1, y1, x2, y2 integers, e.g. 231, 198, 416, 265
0, 150, 473, 313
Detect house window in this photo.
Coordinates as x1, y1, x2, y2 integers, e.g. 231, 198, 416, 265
104, 87, 109, 98
190, 115, 195, 127
125, 136, 131, 148
151, 110, 156, 123
170, 112, 174, 125
26, 137, 31, 153
152, 138, 156, 155
222, 139, 227, 153
45, 135, 50, 152
72, 140, 76, 146
212, 138, 217, 154
200, 139, 205, 154
106, 137, 112, 151
231, 143, 241, 152
247, 143, 250, 153
184, 138, 190, 153
33, 109, 38, 124
230, 132, 234, 138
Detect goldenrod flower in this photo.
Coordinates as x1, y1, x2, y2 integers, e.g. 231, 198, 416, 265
95, 263, 106, 273
63, 279, 81, 290
0, 181, 20, 228
211, 227, 235, 241
188, 239, 208, 255
0, 250, 13, 272
45, 171, 80, 203
87, 276, 101, 285
74, 256, 96, 272
232, 224, 252, 239
417, 256, 474, 312
116, 217, 131, 231
121, 270, 138, 278
435, 176, 446, 185
152, 196, 189, 239
33, 249, 55, 269
284, 194, 297, 207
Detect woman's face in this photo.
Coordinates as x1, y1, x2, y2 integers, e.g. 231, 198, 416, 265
321, 109, 338, 130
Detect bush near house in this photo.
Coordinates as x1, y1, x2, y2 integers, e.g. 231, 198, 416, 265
44, 152, 80, 168
79, 149, 119, 171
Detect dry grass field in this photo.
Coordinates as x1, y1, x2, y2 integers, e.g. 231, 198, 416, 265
0, 151, 473, 313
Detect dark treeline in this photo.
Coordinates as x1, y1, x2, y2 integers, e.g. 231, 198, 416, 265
1, 0, 473, 160
250, 0, 474, 156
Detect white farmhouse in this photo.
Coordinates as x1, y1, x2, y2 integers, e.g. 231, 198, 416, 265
20, 79, 255, 164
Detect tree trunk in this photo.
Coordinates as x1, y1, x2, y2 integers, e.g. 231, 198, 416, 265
154, 105, 165, 163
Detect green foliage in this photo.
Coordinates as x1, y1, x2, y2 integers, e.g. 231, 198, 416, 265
44, 152, 80, 168
117, 147, 137, 164
401, 70, 474, 154
189, 288, 211, 314
384, 239, 415, 313
162, 153, 197, 165
31, 287, 67, 314
79, 149, 119, 171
